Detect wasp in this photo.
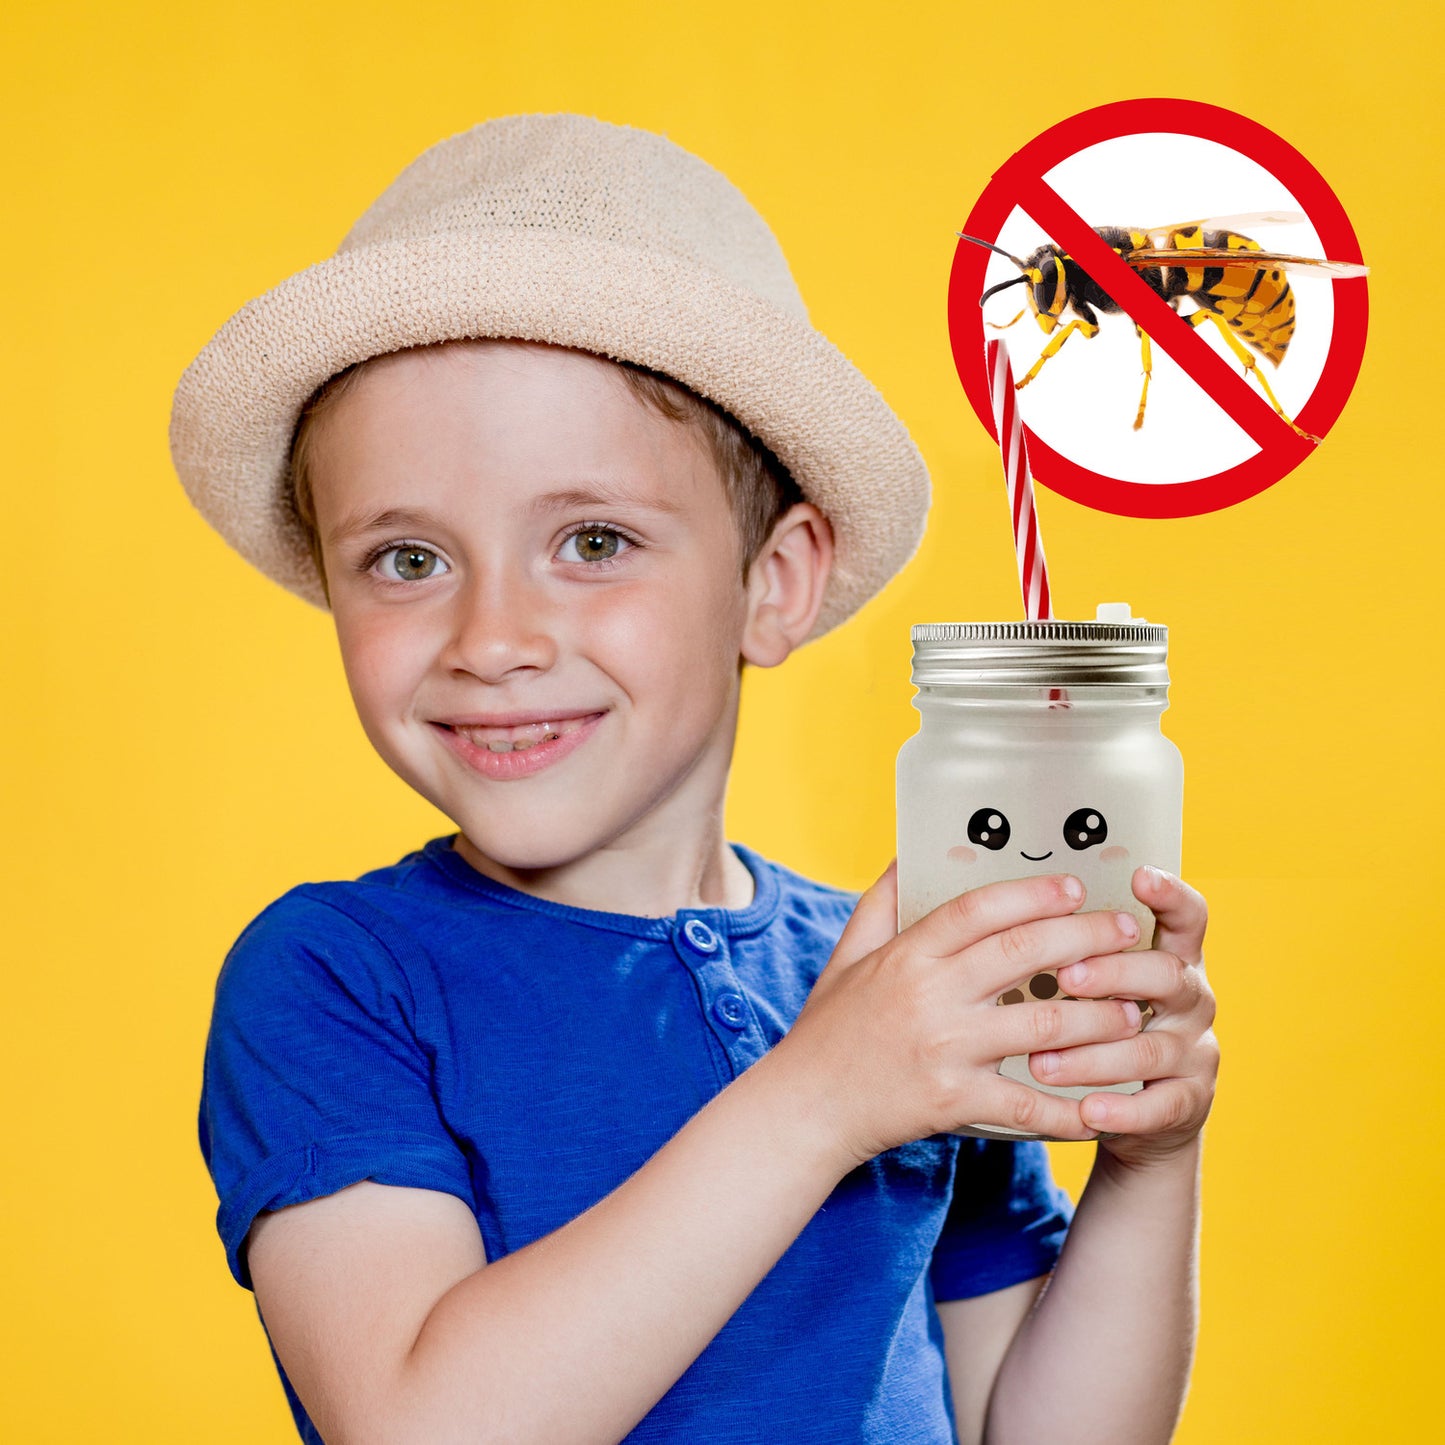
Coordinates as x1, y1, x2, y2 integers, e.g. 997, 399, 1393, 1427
959, 214, 1368, 441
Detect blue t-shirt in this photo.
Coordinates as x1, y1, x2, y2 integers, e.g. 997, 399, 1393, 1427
200, 837, 1072, 1443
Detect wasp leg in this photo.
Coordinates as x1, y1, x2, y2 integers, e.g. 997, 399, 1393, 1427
1133, 325, 1153, 430
1014, 317, 1100, 390
1186, 309, 1319, 444
986, 307, 1027, 331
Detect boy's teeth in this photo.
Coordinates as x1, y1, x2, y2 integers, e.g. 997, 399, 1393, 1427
511, 731, 561, 752
457, 719, 583, 751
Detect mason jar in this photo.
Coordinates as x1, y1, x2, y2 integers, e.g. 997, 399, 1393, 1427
896, 607, 1183, 1140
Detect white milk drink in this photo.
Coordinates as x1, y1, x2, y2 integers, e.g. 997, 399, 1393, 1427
896, 604, 1183, 1141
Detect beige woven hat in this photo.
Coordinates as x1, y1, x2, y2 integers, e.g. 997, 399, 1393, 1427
170, 113, 930, 638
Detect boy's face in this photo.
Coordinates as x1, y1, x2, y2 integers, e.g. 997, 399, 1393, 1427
306, 342, 774, 883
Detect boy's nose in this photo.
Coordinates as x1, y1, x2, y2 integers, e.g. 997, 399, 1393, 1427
441, 569, 559, 683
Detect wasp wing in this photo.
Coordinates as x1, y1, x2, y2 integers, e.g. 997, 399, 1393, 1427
1124, 246, 1369, 278
1142, 213, 1307, 246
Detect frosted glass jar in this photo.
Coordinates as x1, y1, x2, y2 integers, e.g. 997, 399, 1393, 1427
896, 610, 1183, 1140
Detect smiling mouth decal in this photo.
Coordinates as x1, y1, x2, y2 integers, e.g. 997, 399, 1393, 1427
1020, 850, 1053, 861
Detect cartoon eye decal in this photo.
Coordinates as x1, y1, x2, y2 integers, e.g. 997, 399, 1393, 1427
967, 807, 1011, 851
1063, 808, 1108, 850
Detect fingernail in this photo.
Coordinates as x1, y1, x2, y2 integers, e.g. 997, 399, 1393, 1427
1140, 865, 1164, 891
1115, 912, 1140, 941
1084, 1096, 1111, 1126
1060, 962, 1087, 989
1062, 876, 1084, 902
1121, 1000, 1142, 1028
1035, 1051, 1061, 1078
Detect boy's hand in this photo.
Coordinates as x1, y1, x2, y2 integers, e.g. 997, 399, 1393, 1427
1034, 867, 1218, 1168
776, 864, 1147, 1168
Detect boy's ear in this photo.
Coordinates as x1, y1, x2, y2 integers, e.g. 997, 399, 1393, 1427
740, 503, 835, 668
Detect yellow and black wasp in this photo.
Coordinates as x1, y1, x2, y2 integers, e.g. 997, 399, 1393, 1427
960, 214, 1368, 441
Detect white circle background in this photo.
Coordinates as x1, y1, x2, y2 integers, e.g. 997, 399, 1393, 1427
981, 133, 1337, 485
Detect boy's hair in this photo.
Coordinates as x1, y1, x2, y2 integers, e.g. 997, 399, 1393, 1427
287, 343, 804, 599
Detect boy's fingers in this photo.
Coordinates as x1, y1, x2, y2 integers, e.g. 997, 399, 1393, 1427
961, 1076, 1100, 1142
1056, 948, 1210, 1019
1027, 1025, 1184, 1089
828, 860, 900, 970
966, 908, 1142, 1000
1076, 1078, 1209, 1139
1133, 867, 1207, 963
906, 874, 1086, 959
990, 997, 1144, 1064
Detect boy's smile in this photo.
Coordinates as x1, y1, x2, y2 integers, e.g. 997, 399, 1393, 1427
306, 341, 827, 915
435, 711, 605, 781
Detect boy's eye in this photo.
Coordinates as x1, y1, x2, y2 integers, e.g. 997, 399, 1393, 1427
377, 545, 448, 582
559, 528, 628, 563
967, 807, 1010, 850
1062, 808, 1107, 850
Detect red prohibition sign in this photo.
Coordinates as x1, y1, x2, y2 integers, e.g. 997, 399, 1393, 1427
949, 99, 1369, 517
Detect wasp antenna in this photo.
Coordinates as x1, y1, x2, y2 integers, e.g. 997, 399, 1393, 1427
957, 233, 1029, 269
979, 275, 1028, 306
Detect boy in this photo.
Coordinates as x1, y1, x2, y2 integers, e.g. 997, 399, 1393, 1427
175, 115, 1217, 1444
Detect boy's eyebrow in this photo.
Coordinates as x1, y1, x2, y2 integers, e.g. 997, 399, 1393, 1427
527, 484, 686, 517
325, 507, 438, 546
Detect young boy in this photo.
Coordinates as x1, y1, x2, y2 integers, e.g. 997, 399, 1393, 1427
175, 115, 1218, 1445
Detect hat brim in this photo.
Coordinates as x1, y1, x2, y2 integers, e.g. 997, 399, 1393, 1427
169, 230, 930, 639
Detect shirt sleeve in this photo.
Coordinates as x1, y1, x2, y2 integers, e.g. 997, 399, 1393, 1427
929, 1138, 1074, 1302
198, 888, 475, 1289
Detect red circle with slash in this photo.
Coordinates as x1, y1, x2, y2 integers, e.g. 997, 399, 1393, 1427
948, 99, 1369, 517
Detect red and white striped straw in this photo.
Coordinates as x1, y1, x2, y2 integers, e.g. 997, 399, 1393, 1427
986, 339, 1052, 621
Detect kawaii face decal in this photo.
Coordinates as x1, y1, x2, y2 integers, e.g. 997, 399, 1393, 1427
957, 805, 1128, 865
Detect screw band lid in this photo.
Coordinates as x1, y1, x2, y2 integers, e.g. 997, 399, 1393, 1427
910, 620, 1169, 689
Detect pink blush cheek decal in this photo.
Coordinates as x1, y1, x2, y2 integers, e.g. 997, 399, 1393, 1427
1098, 845, 1130, 863
947, 845, 978, 866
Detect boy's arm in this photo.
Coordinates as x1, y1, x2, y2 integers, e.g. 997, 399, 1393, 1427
247, 871, 1142, 1445
248, 1054, 845, 1445
983, 1137, 1202, 1444
936, 1145, 1200, 1445
936, 1278, 1047, 1445
941, 867, 1216, 1445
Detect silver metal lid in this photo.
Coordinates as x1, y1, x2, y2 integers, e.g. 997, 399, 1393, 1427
910, 618, 1169, 688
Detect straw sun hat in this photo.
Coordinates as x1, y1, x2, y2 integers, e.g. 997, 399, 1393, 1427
170, 113, 931, 638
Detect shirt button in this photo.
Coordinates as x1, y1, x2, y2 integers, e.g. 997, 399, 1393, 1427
712, 992, 747, 1029
682, 919, 719, 954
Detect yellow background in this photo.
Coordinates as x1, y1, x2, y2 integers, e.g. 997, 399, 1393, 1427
6, 2, 1439, 1439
